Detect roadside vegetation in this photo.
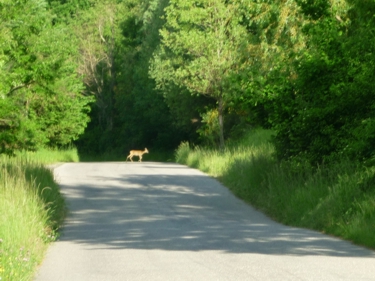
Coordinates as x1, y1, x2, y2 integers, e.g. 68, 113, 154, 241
176, 128, 375, 250
0, 148, 78, 281
2, 0, 375, 279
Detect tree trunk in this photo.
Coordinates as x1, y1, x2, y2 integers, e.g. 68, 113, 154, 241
107, 16, 116, 132
218, 95, 225, 150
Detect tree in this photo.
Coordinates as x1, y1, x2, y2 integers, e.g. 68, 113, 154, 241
267, 0, 375, 164
150, 0, 248, 148
0, 0, 92, 153
111, 0, 190, 152
74, 0, 122, 132
74, 0, 187, 154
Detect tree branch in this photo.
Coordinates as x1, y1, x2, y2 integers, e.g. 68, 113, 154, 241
7, 81, 35, 96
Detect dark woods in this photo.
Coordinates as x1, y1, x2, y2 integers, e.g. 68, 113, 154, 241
1, 0, 375, 165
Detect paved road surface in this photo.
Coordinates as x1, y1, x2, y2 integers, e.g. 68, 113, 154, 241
34, 162, 375, 281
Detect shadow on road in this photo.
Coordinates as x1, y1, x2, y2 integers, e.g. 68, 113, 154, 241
55, 162, 375, 258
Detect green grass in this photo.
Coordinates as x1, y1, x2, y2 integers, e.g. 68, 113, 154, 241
0, 148, 78, 281
175, 128, 375, 250
17, 147, 80, 163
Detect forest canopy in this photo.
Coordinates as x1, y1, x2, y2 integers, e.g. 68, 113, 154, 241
1, 0, 375, 165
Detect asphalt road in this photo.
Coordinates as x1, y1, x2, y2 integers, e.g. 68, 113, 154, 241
34, 162, 375, 281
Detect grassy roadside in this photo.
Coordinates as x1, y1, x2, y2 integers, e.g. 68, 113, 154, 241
0, 148, 78, 281
175, 128, 375, 250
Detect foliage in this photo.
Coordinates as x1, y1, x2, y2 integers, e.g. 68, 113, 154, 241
175, 129, 375, 249
267, 0, 375, 164
3, 1, 375, 277
47, 0, 93, 24
0, 148, 76, 280
0, 0, 92, 154
3, 0, 375, 166
75, 0, 191, 156
74, 0, 122, 131
150, 0, 249, 148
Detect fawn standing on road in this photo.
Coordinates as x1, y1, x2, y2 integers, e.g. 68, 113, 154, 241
126, 148, 149, 162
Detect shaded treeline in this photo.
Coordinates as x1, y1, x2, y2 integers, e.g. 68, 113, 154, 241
1, 0, 375, 165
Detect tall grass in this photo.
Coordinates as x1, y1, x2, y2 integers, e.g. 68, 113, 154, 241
175, 128, 375, 249
0, 147, 78, 281
16, 147, 80, 163
175, 129, 275, 177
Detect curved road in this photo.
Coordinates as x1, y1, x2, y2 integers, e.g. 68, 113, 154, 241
35, 162, 375, 281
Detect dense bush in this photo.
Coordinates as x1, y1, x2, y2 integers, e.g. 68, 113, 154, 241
269, 1, 375, 165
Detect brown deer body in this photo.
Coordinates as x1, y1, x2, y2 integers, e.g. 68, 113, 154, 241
126, 148, 149, 162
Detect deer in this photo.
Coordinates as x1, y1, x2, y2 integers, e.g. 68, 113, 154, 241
126, 148, 149, 162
